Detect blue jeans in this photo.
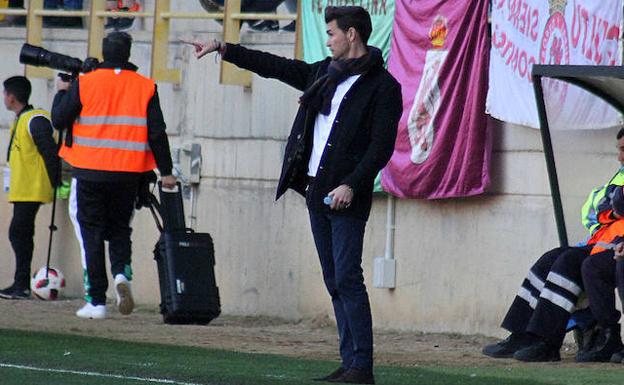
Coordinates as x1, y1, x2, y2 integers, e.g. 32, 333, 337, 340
44, 0, 83, 9
308, 209, 373, 370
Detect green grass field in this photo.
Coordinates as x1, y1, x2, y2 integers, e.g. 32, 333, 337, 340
0, 328, 623, 385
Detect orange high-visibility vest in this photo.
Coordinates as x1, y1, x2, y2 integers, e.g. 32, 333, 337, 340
59, 68, 157, 173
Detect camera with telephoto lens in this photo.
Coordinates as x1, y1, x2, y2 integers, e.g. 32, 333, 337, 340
19, 44, 99, 147
19, 43, 99, 81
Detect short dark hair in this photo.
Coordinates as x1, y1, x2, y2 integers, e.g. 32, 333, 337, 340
3, 76, 31, 105
102, 31, 132, 63
618, 127, 624, 140
325, 6, 372, 45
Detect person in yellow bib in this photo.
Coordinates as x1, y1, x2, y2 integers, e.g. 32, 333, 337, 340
0, 76, 59, 299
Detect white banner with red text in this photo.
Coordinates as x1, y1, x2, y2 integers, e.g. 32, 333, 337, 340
486, 0, 623, 129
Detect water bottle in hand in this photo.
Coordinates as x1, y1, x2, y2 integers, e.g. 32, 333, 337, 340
323, 195, 332, 205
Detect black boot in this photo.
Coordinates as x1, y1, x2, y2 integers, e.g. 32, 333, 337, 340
328, 368, 374, 384
313, 367, 346, 382
574, 323, 599, 360
576, 324, 623, 362
610, 349, 624, 363
482, 333, 535, 358
513, 340, 561, 362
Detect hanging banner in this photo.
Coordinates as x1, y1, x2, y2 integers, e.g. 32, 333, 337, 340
381, 0, 492, 199
302, 1, 396, 64
487, 0, 623, 128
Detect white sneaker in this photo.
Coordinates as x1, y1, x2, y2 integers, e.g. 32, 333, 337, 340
114, 274, 134, 315
76, 303, 106, 319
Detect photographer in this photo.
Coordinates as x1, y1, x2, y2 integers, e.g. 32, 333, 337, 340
52, 32, 176, 319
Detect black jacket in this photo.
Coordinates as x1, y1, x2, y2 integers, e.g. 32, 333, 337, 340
223, 44, 402, 220
51, 61, 173, 182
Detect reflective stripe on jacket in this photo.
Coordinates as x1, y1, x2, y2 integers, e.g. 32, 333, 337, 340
581, 168, 624, 236
590, 219, 624, 255
8, 109, 54, 203
59, 68, 157, 172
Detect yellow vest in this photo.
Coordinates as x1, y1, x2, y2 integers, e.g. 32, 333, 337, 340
7, 109, 54, 203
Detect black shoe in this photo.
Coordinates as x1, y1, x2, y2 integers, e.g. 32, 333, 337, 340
281, 20, 296, 32
313, 367, 347, 382
574, 324, 599, 360
248, 20, 279, 32
11, 287, 31, 299
576, 325, 623, 362
328, 367, 374, 384
0, 285, 31, 300
0, 285, 17, 299
610, 349, 624, 363
482, 333, 535, 358
573, 323, 598, 353
513, 340, 561, 362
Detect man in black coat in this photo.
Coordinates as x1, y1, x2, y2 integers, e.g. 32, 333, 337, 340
185, 6, 402, 384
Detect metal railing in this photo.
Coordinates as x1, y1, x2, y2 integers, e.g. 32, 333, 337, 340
0, 0, 302, 86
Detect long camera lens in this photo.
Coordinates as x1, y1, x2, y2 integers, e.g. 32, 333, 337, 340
19, 44, 47, 67
19, 43, 84, 75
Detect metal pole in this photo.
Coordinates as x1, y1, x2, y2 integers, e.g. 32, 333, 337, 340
189, 184, 197, 230
533, 75, 568, 247
45, 141, 63, 278
45, 185, 58, 278
384, 194, 395, 260
374, 194, 397, 288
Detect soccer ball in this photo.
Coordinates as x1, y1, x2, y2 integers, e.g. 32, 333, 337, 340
31, 267, 66, 300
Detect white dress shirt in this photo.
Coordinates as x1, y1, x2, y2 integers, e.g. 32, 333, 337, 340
307, 74, 361, 177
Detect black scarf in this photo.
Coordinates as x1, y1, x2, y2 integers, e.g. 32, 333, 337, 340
300, 46, 383, 115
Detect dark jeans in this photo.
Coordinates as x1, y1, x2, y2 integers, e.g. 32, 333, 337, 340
618, 259, 624, 318
71, 178, 138, 305
9, 202, 41, 290
582, 250, 620, 327
308, 209, 373, 370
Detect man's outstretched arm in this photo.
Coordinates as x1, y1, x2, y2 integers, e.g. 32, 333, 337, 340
181, 39, 320, 91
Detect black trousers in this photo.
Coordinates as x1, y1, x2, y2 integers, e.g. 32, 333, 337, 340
501, 246, 591, 348
582, 250, 621, 327
70, 178, 138, 305
618, 260, 624, 320
9, 202, 41, 290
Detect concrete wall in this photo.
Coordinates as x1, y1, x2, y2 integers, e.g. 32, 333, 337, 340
0, 19, 620, 337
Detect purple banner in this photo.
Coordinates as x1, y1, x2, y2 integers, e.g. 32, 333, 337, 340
381, 0, 492, 199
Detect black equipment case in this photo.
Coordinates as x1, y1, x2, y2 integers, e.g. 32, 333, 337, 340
148, 182, 220, 324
